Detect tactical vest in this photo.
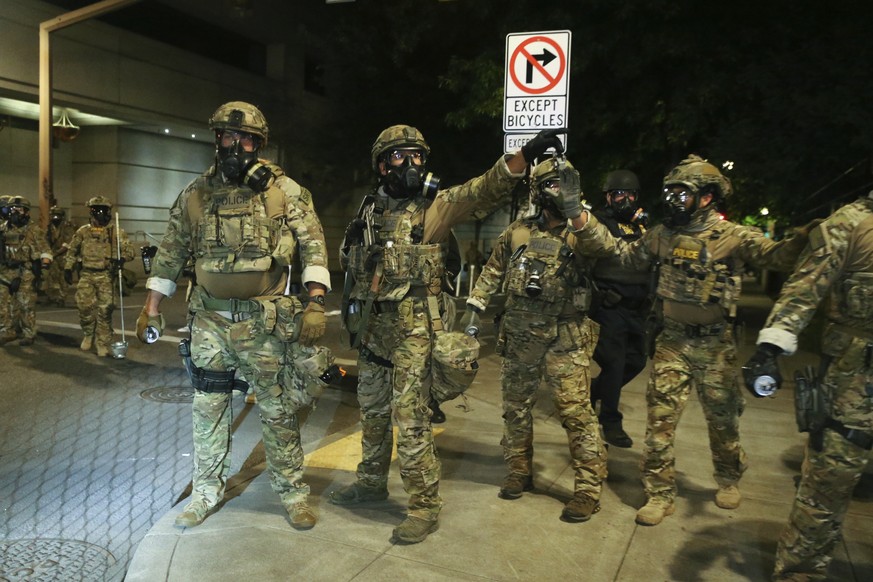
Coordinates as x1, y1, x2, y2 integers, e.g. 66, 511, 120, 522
656, 222, 742, 317
348, 198, 444, 301
78, 226, 115, 270
187, 177, 292, 299
2, 226, 32, 267
835, 214, 873, 326
504, 221, 590, 316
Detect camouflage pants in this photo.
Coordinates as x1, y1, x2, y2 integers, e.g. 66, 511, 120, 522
0, 266, 36, 341
774, 338, 872, 581
500, 312, 606, 499
75, 270, 115, 349
357, 296, 442, 520
43, 257, 70, 304
188, 308, 309, 510
642, 323, 748, 502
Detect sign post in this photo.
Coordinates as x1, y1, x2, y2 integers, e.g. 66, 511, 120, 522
503, 30, 571, 154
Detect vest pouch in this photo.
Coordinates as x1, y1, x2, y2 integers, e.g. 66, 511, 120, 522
258, 295, 304, 341
572, 283, 592, 312
842, 273, 873, 320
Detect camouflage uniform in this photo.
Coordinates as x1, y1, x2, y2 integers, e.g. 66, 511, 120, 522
0, 207, 52, 344
468, 215, 606, 508
575, 158, 808, 514
43, 212, 76, 306
65, 223, 134, 354
147, 160, 330, 516
339, 153, 522, 523
757, 192, 873, 581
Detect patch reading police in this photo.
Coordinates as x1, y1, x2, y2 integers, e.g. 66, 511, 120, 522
527, 237, 563, 258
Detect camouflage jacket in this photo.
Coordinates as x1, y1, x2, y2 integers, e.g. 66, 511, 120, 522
343, 155, 522, 302
1, 222, 52, 268
64, 224, 134, 272
575, 208, 807, 322
47, 220, 77, 254
468, 216, 595, 318
759, 194, 873, 428
147, 163, 330, 300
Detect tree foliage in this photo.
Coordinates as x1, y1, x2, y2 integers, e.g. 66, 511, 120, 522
328, 0, 872, 225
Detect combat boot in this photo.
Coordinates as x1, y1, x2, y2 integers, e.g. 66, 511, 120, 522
715, 484, 741, 509
392, 516, 439, 544
602, 422, 633, 448
498, 473, 534, 500
174, 500, 216, 528
635, 498, 675, 526
560, 494, 601, 523
80, 335, 93, 351
19, 337, 34, 346
286, 502, 316, 530
328, 481, 389, 505
96, 344, 109, 357
429, 399, 446, 424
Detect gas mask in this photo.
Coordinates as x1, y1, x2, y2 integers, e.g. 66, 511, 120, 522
51, 213, 64, 226
608, 190, 640, 222
90, 205, 112, 227
217, 134, 274, 192
661, 186, 696, 229
9, 207, 29, 227
381, 149, 440, 200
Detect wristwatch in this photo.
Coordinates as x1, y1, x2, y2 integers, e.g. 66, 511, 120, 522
310, 295, 326, 306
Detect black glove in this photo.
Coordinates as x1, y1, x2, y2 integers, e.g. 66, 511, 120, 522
8, 277, 21, 295
459, 306, 482, 336
64, 269, 73, 285
344, 218, 366, 246
742, 342, 784, 398
110, 258, 125, 272
521, 128, 566, 163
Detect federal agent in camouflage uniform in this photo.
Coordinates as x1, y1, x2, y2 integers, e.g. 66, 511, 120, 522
0, 196, 53, 346
745, 191, 873, 580
43, 206, 77, 307
589, 169, 650, 448
330, 125, 559, 543
464, 157, 606, 522
572, 155, 810, 525
64, 197, 134, 357
136, 102, 331, 530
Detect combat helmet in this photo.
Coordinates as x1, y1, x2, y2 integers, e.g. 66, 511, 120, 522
208, 101, 269, 145
602, 169, 640, 193
87, 196, 112, 209
663, 155, 732, 199
370, 125, 430, 172
431, 331, 480, 404
7, 195, 31, 209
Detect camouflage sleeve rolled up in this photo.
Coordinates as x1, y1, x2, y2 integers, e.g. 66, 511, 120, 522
758, 201, 871, 354
275, 176, 331, 291
422, 155, 524, 244
467, 225, 513, 312
147, 180, 197, 297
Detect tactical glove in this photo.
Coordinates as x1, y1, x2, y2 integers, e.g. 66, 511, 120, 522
558, 162, 584, 219
298, 301, 326, 346
742, 342, 783, 397
136, 307, 165, 344
63, 269, 73, 285
344, 218, 367, 246
521, 128, 566, 163
459, 306, 482, 337
110, 258, 125, 272
8, 277, 21, 295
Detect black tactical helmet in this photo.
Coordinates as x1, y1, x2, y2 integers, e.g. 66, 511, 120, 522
602, 169, 640, 193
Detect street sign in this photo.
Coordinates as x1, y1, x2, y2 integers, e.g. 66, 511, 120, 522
504, 30, 571, 143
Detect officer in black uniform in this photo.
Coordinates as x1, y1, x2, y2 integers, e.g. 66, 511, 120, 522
589, 170, 649, 447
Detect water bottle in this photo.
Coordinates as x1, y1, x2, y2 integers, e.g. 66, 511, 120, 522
752, 375, 778, 397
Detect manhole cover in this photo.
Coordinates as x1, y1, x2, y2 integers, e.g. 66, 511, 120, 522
140, 385, 194, 403
0, 538, 115, 581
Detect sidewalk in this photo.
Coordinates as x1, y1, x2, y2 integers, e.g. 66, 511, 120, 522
125, 286, 873, 581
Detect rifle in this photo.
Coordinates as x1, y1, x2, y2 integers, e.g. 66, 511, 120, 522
341, 195, 383, 349
795, 357, 831, 452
